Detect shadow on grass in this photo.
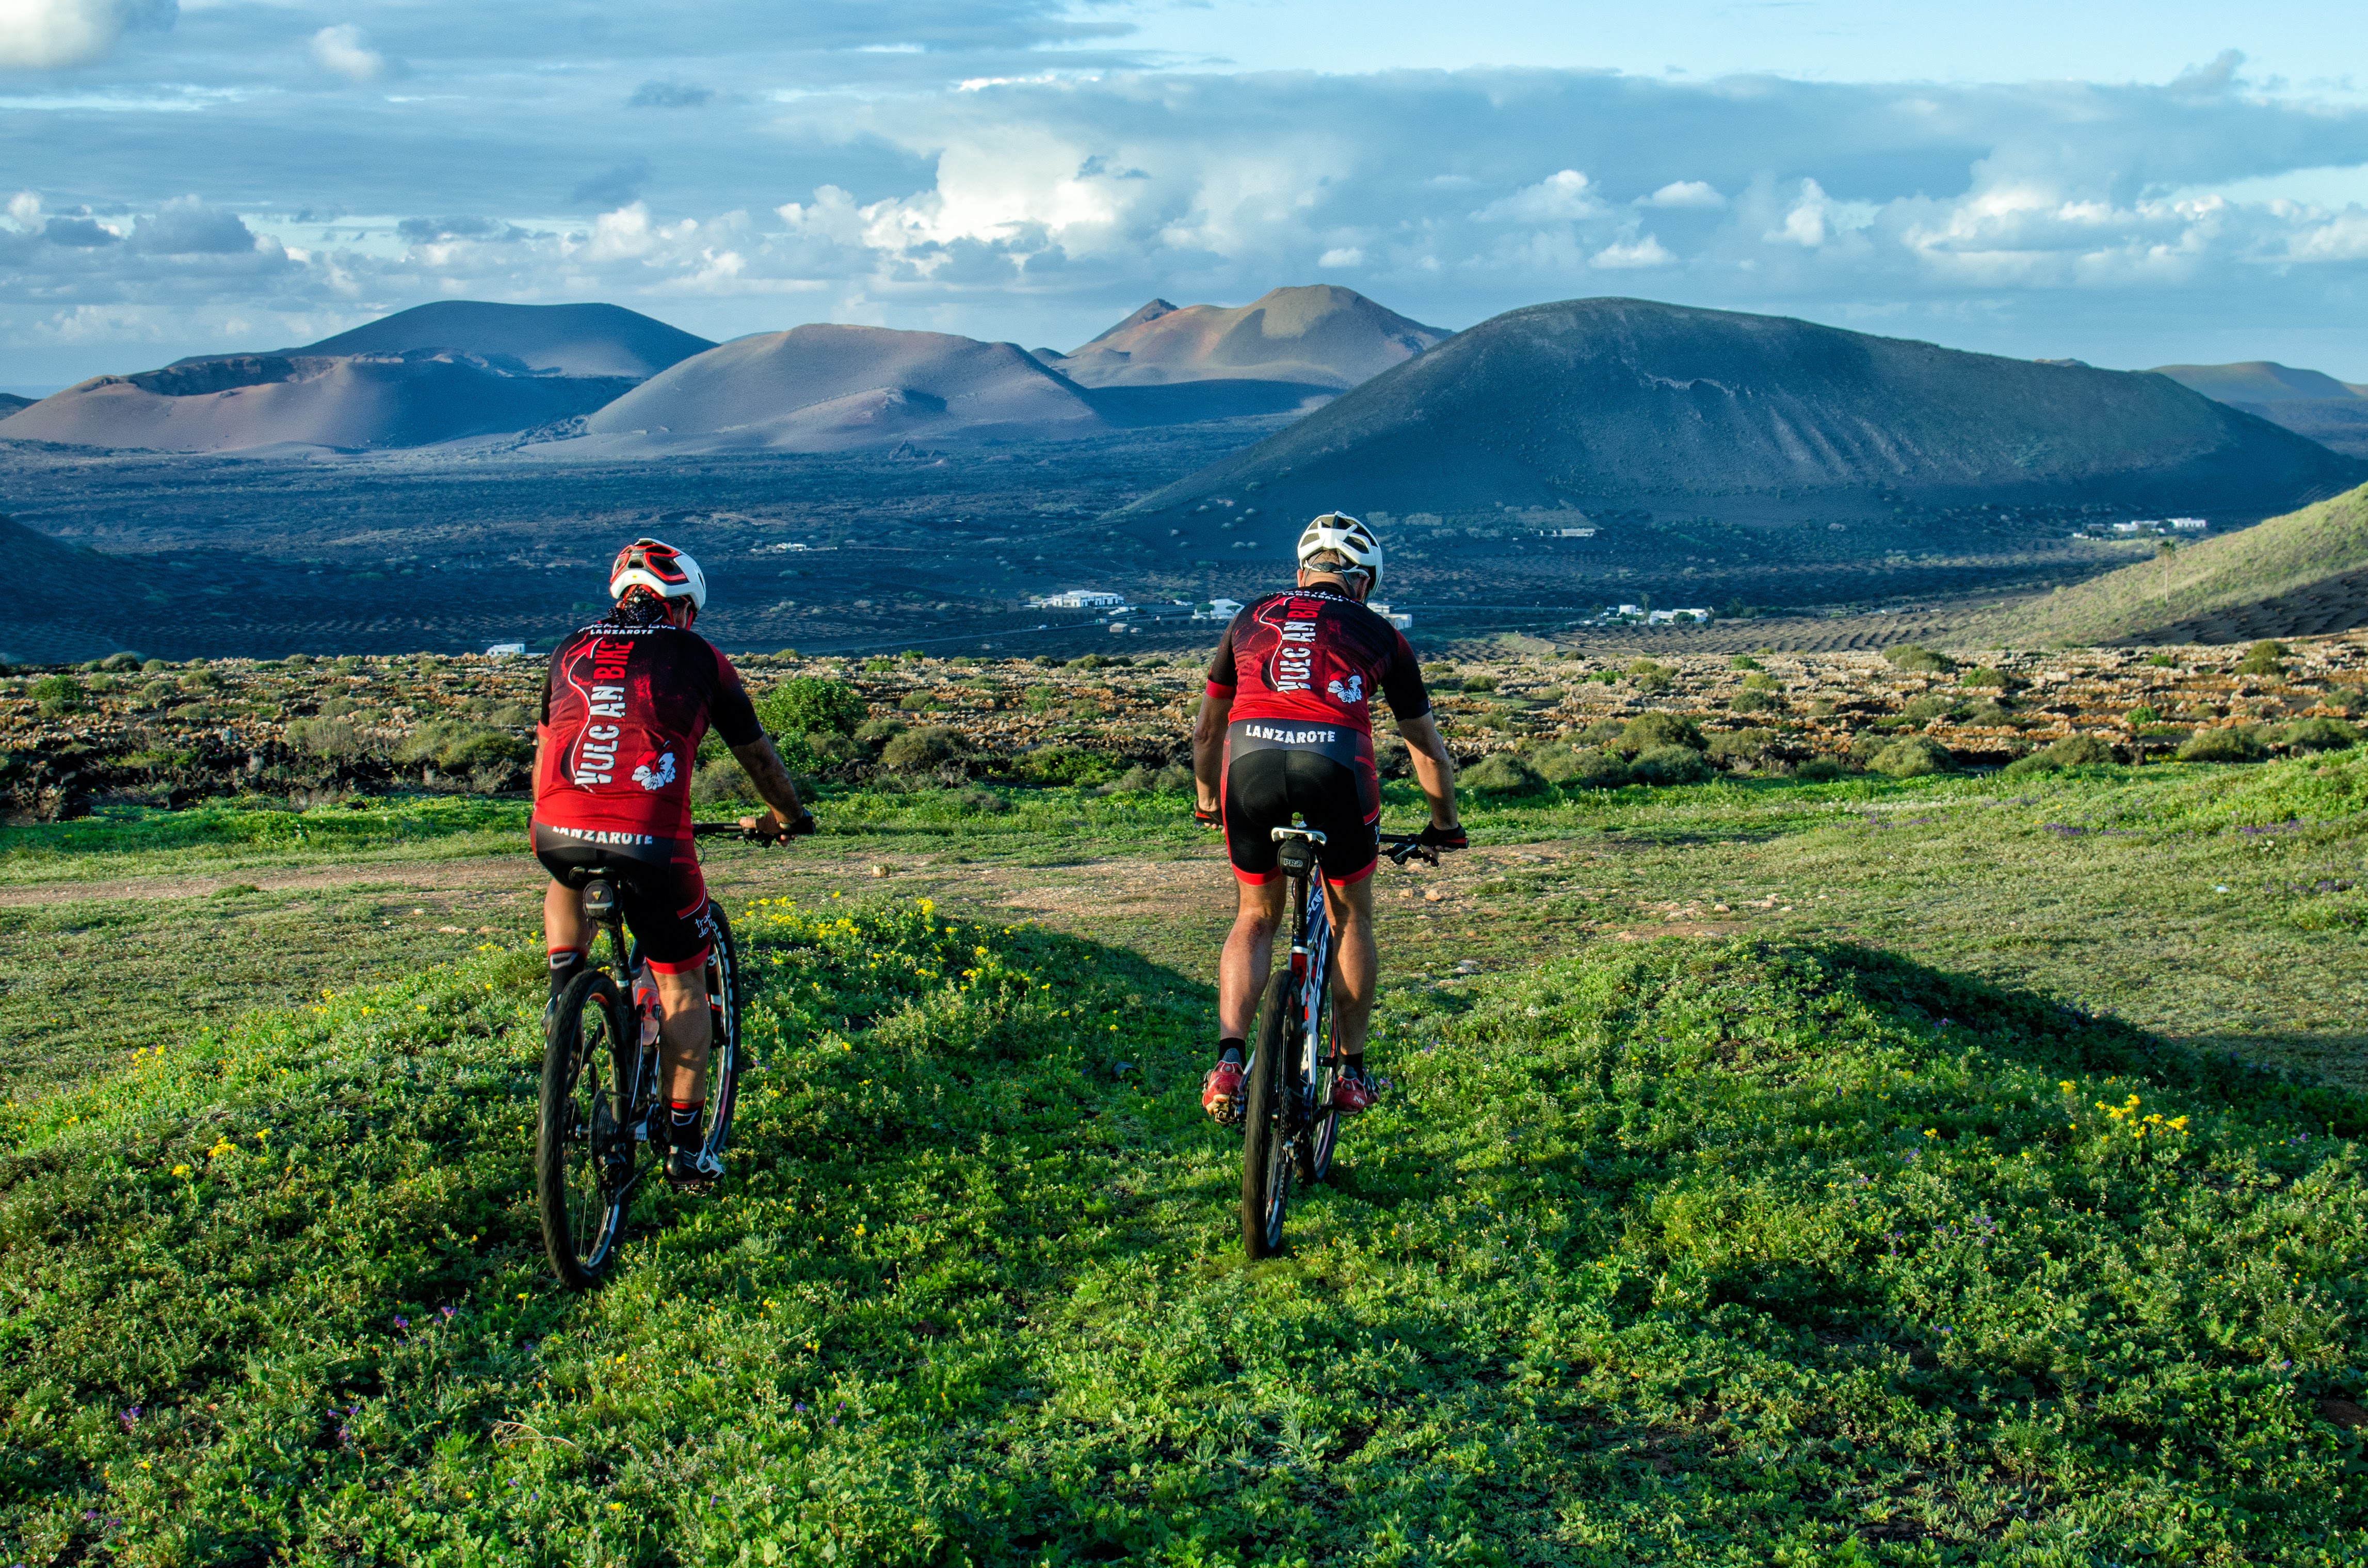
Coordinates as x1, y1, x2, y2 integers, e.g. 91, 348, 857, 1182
3, 915, 2364, 1562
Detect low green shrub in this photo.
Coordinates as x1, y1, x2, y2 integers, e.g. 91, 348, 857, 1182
1868, 735, 1953, 778
1729, 688, 1778, 714
1901, 694, 1962, 723
394, 721, 529, 772
1625, 659, 1674, 693
1463, 752, 1549, 795
1008, 745, 1122, 787
285, 718, 364, 758
1794, 757, 1848, 781
1958, 665, 2009, 688
2235, 639, 2289, 676
1883, 644, 1955, 674
1967, 699, 2017, 726
2279, 717, 2361, 753
690, 757, 756, 805
2125, 704, 2160, 725
853, 716, 907, 749
1064, 653, 1109, 671
957, 786, 1010, 814
1728, 654, 1762, 670
1630, 743, 1712, 785
1460, 673, 1498, 693
1621, 712, 1705, 753
28, 674, 81, 715
1738, 671, 1780, 691
140, 657, 171, 673
896, 691, 936, 713
99, 652, 142, 672
2178, 726, 2267, 764
879, 725, 965, 773
1705, 727, 1776, 768
754, 676, 865, 739
2003, 734, 2120, 778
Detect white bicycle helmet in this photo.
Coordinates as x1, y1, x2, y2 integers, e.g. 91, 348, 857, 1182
609, 537, 707, 613
1296, 512, 1382, 590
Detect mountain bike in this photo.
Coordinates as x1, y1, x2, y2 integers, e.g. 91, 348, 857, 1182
1241, 825, 1439, 1259
536, 821, 776, 1290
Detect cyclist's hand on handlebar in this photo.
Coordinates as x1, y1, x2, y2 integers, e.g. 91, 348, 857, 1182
738, 810, 818, 844
1193, 803, 1222, 830
1420, 821, 1469, 851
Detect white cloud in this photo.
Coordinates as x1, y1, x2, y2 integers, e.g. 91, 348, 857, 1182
1642, 180, 1725, 209
1476, 168, 1602, 223
309, 23, 397, 85
1592, 235, 1674, 268
0, 0, 173, 70
1317, 246, 1363, 266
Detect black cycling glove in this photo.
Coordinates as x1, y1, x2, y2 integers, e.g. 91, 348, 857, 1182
1420, 822, 1469, 851
1193, 805, 1223, 830
783, 811, 819, 838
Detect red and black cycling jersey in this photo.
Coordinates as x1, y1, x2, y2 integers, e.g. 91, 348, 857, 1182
1204, 587, 1430, 733
533, 620, 762, 840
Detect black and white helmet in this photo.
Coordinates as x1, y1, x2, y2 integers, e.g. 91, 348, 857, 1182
1295, 512, 1382, 590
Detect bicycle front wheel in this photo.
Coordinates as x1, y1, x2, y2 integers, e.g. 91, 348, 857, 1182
538, 969, 631, 1290
1241, 968, 1297, 1258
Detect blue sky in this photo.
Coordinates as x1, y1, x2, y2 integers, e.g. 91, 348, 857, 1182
3, 0, 2366, 388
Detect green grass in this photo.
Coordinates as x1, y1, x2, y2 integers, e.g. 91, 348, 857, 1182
0, 797, 530, 885
3, 896, 2363, 1563
1958, 483, 2368, 647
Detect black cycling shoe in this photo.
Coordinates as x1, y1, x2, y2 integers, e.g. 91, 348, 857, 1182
657, 1117, 718, 1189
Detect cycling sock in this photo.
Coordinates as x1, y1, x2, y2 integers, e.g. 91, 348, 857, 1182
1341, 1052, 1365, 1077
668, 1099, 701, 1136
1217, 1037, 1245, 1067
547, 947, 588, 1001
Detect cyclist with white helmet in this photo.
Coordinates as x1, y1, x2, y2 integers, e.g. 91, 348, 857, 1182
1193, 513, 1463, 1124
531, 537, 815, 1185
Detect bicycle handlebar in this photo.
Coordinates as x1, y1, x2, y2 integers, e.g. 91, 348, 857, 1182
1379, 831, 1443, 867
690, 818, 812, 844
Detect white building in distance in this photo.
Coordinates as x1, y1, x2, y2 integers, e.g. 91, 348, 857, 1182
1034, 590, 1126, 609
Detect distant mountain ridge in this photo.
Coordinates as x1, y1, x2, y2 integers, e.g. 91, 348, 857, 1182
1129, 298, 2367, 527
2149, 360, 2368, 460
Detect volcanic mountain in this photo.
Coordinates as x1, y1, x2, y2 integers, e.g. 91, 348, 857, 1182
270, 300, 715, 380
2150, 361, 2368, 460
577, 325, 1106, 452
1048, 285, 1446, 389
1129, 298, 2367, 527
0, 301, 712, 454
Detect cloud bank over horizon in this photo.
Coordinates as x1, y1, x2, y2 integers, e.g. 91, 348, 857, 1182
3, 1, 2367, 386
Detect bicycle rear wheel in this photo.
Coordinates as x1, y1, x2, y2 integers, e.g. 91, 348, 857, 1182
1241, 968, 1297, 1258
698, 901, 743, 1166
538, 969, 631, 1289
1298, 946, 1342, 1186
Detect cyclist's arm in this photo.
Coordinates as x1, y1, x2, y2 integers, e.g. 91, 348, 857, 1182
1192, 689, 1233, 815
1396, 712, 1460, 830
729, 736, 810, 830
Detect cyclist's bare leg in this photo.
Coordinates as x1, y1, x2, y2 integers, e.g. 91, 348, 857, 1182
543, 879, 590, 958
650, 965, 712, 1105
1217, 877, 1289, 1039
1321, 875, 1378, 1060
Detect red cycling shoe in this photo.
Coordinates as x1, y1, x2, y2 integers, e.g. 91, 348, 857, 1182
1201, 1059, 1245, 1124
1329, 1067, 1379, 1114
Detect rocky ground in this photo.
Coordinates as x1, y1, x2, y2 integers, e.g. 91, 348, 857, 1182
6, 632, 2364, 820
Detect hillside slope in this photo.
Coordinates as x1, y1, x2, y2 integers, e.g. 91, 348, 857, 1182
1958, 482, 2368, 646
1049, 285, 1447, 390
272, 300, 714, 379
2151, 361, 2368, 459
1127, 299, 2366, 527
578, 325, 1107, 451
0, 355, 635, 454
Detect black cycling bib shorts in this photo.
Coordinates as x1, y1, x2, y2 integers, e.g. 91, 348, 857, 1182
1221, 719, 1382, 886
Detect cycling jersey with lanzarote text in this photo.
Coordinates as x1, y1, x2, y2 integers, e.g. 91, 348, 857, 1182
533, 620, 763, 840
1205, 587, 1430, 737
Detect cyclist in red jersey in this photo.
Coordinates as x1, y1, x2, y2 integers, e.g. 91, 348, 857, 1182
533, 537, 814, 1185
1191, 513, 1463, 1124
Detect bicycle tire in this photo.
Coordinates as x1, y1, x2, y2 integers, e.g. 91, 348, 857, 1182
538, 969, 631, 1290
1298, 943, 1342, 1186
1241, 968, 1296, 1258
700, 902, 743, 1162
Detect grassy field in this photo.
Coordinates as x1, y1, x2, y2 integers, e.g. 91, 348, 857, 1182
3, 751, 2366, 1563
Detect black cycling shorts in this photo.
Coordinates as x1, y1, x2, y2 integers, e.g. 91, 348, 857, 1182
1222, 720, 1380, 887
532, 821, 714, 973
